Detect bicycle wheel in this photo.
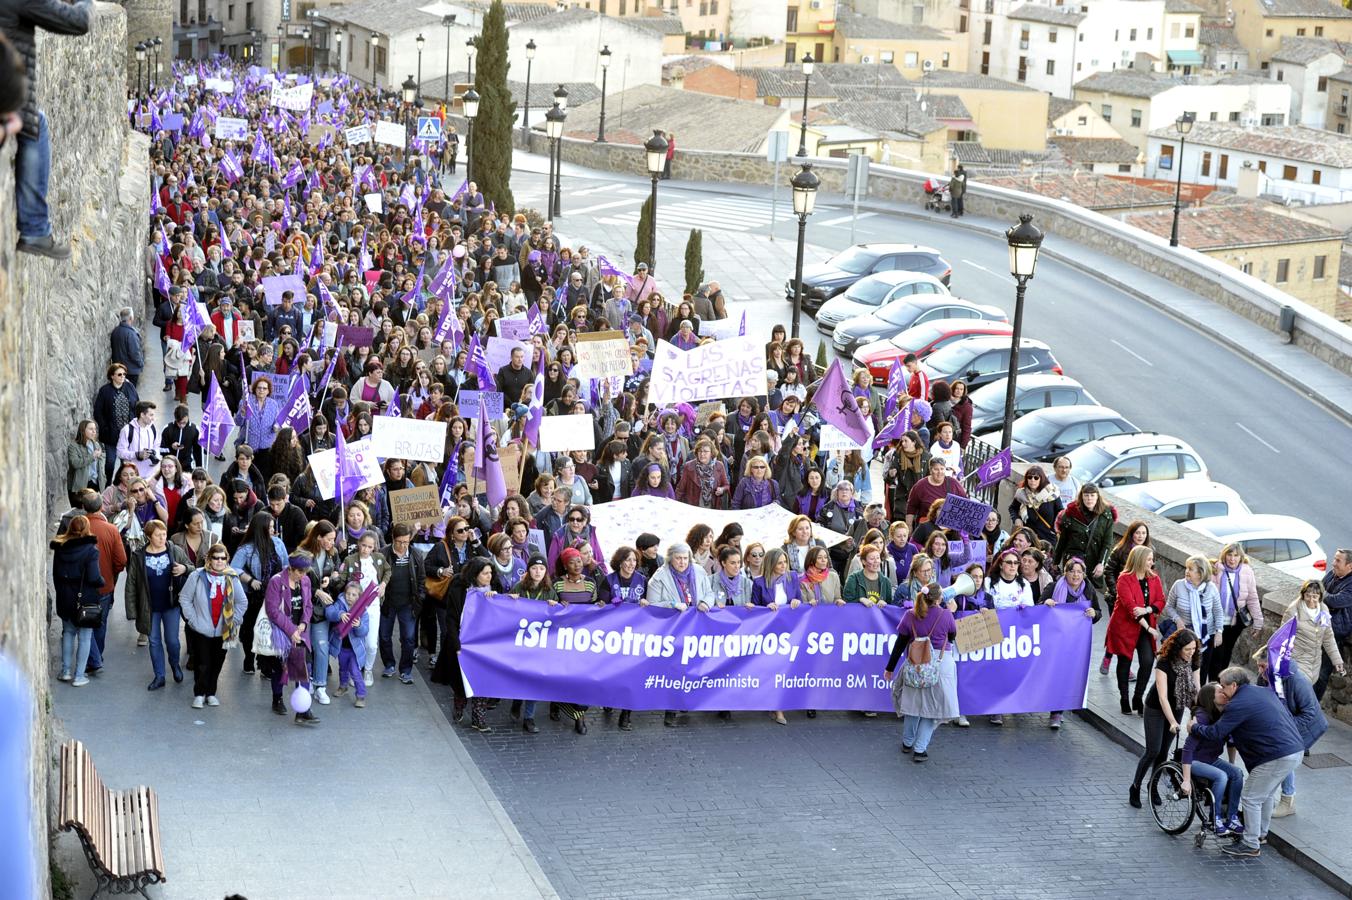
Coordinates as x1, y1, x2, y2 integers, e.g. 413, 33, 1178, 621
1150, 764, 1196, 835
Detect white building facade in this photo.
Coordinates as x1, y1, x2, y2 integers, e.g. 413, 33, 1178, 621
1145, 122, 1352, 203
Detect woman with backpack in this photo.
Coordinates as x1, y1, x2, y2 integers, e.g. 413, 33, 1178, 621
52, 516, 105, 687
884, 583, 958, 763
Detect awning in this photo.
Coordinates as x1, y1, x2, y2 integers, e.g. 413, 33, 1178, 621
1167, 50, 1205, 66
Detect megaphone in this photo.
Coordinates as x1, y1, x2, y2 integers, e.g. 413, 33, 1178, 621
941, 573, 976, 600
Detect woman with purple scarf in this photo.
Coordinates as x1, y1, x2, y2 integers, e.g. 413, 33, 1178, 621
795, 468, 830, 520
631, 463, 676, 500
732, 456, 779, 509
263, 551, 320, 725
752, 548, 805, 725
1042, 557, 1101, 729
647, 542, 711, 727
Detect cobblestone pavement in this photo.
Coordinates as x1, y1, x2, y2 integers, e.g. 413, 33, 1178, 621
430, 690, 1338, 900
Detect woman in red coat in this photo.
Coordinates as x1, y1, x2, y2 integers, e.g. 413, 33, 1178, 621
675, 439, 730, 509
1105, 544, 1165, 715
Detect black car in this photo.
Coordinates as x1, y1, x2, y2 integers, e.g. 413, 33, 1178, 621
969, 373, 1099, 434
1009, 405, 1137, 462
920, 335, 1062, 391
785, 243, 951, 313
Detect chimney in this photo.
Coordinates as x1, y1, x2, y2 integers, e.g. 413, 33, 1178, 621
669, 65, 686, 90
1237, 161, 1261, 198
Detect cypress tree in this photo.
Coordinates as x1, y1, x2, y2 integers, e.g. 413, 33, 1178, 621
683, 228, 704, 295
473, 0, 516, 214
634, 195, 654, 269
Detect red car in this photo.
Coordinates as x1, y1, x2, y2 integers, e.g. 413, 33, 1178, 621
853, 318, 1015, 386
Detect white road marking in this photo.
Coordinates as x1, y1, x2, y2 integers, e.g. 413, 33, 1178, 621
817, 212, 877, 228
1110, 339, 1153, 367
960, 258, 1000, 276
563, 197, 647, 215
571, 183, 622, 196
1236, 422, 1280, 454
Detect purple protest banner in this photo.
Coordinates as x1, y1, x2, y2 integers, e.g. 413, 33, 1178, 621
457, 599, 1091, 714
198, 373, 234, 457
976, 447, 1013, 488
335, 325, 375, 348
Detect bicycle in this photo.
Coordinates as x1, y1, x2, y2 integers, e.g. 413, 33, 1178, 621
1149, 740, 1219, 848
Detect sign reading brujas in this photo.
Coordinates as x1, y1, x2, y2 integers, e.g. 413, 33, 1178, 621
458, 599, 1091, 715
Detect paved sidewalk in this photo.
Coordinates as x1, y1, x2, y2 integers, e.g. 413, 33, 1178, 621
1078, 618, 1352, 895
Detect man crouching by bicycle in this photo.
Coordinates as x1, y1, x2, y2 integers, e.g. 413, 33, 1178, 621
1181, 683, 1245, 836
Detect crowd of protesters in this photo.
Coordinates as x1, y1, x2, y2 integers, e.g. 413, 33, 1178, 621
42, 60, 1349, 857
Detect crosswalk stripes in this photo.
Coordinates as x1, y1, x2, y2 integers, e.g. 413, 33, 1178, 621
597, 195, 780, 233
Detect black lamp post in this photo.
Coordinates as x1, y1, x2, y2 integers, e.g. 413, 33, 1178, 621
552, 85, 568, 217
415, 33, 425, 105
998, 214, 1045, 452
302, 27, 311, 70
277, 24, 285, 72
789, 161, 820, 339
152, 37, 162, 88
463, 88, 480, 182
523, 39, 537, 133
135, 42, 146, 98
1169, 111, 1196, 248
334, 30, 343, 74
596, 45, 612, 142
644, 130, 668, 271
466, 36, 477, 82
402, 74, 418, 149
442, 15, 455, 101
796, 52, 814, 158
546, 102, 565, 218
370, 34, 380, 91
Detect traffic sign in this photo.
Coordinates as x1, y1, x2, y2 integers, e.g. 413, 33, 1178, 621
417, 116, 442, 141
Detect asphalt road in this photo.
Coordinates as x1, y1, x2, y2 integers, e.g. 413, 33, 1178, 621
509, 158, 1347, 551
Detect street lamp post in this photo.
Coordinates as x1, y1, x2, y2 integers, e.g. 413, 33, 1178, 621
796, 53, 814, 157
789, 161, 820, 339
135, 42, 146, 99
463, 88, 480, 182
152, 37, 162, 89
596, 45, 612, 143
466, 37, 477, 82
1169, 111, 1196, 248
644, 130, 668, 272
277, 25, 285, 72
442, 15, 455, 101
552, 85, 568, 218
302, 27, 311, 71
402, 74, 418, 150
998, 214, 1045, 452
335, 31, 343, 74
370, 34, 380, 91
522, 39, 537, 134
415, 33, 425, 105
546, 102, 565, 218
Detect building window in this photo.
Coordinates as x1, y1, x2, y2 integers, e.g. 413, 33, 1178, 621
375, 45, 386, 74
1219, 154, 1229, 179
942, 51, 951, 67
1258, 160, 1267, 172
227, 3, 234, 19
1171, 22, 1180, 38
1159, 144, 1174, 169
1129, 28, 1136, 40
1210, 111, 1219, 120
785, 41, 796, 63
981, 50, 989, 74
1315, 75, 1330, 92
1147, 26, 1153, 38
1049, 28, 1058, 43
1229, 111, 1240, 122
1118, 163, 1131, 172
1341, 124, 1348, 134
1283, 164, 1297, 179
1276, 259, 1290, 283
1201, 151, 1212, 176
1315, 255, 1327, 278
1131, 108, 1142, 126
983, 20, 992, 45
246, 1, 253, 27
903, 51, 918, 67
1018, 56, 1028, 81
1313, 168, 1322, 184
1101, 103, 1111, 121
1261, 113, 1283, 126
1020, 26, 1030, 46
1316, 26, 1325, 36
1296, 27, 1306, 36
1241, 262, 1253, 275
881, 50, 895, 63
1077, 115, 1088, 125
1046, 59, 1056, 75
1265, 28, 1273, 37
959, 15, 968, 33
1276, 69, 1284, 81
786, 7, 797, 31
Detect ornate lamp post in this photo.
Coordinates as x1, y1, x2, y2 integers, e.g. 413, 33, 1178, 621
789, 161, 820, 339
998, 214, 1045, 451
596, 45, 612, 143
1169, 111, 1196, 248
644, 130, 669, 271
796, 52, 814, 157
523, 38, 537, 133
463, 88, 481, 182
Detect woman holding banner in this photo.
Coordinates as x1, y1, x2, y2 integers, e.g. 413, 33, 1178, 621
1107, 545, 1166, 715
710, 546, 753, 607
885, 583, 958, 762
801, 547, 843, 606
1044, 558, 1101, 730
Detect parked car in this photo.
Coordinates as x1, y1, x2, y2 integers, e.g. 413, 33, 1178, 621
831, 296, 1007, 356
969, 373, 1099, 435
1183, 515, 1327, 579
854, 319, 1015, 386
785, 243, 951, 313
1008, 405, 1136, 462
917, 335, 1061, 391
1064, 433, 1208, 489
814, 271, 950, 335
1107, 481, 1250, 524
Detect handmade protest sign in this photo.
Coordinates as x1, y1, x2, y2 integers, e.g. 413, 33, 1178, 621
697, 317, 742, 341
496, 315, 533, 342
818, 423, 868, 452
260, 274, 306, 306
935, 494, 992, 536
389, 485, 443, 527
538, 415, 595, 452
344, 124, 372, 145
648, 336, 766, 404
695, 402, 726, 427
306, 123, 335, 145
237, 320, 256, 342
335, 325, 374, 348
370, 417, 448, 462
269, 82, 314, 111
363, 193, 383, 214
204, 77, 235, 92
307, 438, 383, 500
251, 370, 294, 400
955, 608, 1004, 655
215, 116, 248, 140
374, 120, 405, 148
574, 331, 631, 380
459, 600, 1091, 715
499, 443, 524, 494
457, 390, 505, 421
485, 336, 531, 374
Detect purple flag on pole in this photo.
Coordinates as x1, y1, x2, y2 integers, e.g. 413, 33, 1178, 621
737, 310, 747, 336
334, 424, 367, 507
597, 254, 635, 287
181, 295, 208, 348
386, 388, 401, 418
433, 300, 463, 349
153, 257, 172, 298
526, 304, 547, 338
976, 447, 1014, 489
280, 160, 304, 189
466, 334, 493, 390
277, 373, 313, 433
198, 374, 234, 457
439, 447, 460, 508
316, 350, 338, 395
476, 405, 507, 507
1266, 616, 1301, 698
815, 359, 872, 447
883, 358, 906, 420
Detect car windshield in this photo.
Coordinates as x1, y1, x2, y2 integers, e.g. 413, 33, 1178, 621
920, 339, 979, 372
970, 379, 1010, 412
1012, 415, 1063, 446
843, 277, 896, 306
877, 299, 923, 327
892, 322, 947, 350
1132, 491, 1164, 512
1065, 442, 1115, 480
829, 246, 878, 275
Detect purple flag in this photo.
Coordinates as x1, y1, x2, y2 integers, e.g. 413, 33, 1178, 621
466, 333, 493, 390
815, 359, 872, 447
316, 277, 340, 316
310, 235, 324, 274
526, 304, 547, 338
181, 295, 208, 348
198, 374, 234, 457
1266, 616, 1301, 698
277, 373, 313, 434
597, 254, 635, 287
429, 257, 457, 299
317, 350, 338, 395
737, 310, 747, 336
439, 448, 460, 508
432, 300, 463, 349
457, 599, 1091, 715
386, 388, 401, 418
358, 230, 372, 273
476, 405, 507, 507
334, 424, 367, 507
450, 179, 468, 203
872, 404, 909, 449
976, 447, 1013, 489
153, 257, 172, 298
883, 358, 906, 420
280, 160, 304, 189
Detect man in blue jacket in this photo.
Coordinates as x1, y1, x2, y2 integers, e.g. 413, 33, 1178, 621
1189, 666, 1305, 858
1317, 549, 1352, 698
1254, 648, 1328, 820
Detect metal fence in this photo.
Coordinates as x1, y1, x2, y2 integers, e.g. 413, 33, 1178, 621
960, 436, 1003, 507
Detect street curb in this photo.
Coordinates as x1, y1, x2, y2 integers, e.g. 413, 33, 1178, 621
1073, 704, 1352, 898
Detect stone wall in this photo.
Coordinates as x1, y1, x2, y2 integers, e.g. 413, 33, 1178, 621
520, 132, 1352, 379
0, 4, 149, 895
124, 0, 174, 94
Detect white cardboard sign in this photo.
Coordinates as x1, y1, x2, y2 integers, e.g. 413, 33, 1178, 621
370, 417, 448, 462
307, 437, 383, 500
538, 415, 595, 452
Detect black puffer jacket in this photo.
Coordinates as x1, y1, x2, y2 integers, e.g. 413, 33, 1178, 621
0, 0, 93, 138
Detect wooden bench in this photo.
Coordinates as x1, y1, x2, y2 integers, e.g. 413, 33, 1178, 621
58, 740, 165, 899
